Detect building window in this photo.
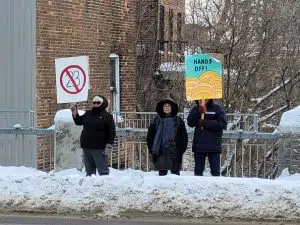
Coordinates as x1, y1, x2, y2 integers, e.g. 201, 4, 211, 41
136, 42, 146, 56
159, 5, 165, 51
169, 9, 174, 52
177, 12, 182, 53
109, 54, 120, 113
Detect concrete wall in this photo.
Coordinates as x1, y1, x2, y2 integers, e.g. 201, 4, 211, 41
54, 119, 83, 171
277, 134, 300, 176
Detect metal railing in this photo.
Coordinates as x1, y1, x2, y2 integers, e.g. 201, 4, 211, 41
0, 110, 276, 178
0, 126, 281, 178
0, 128, 55, 171
112, 112, 259, 132
0, 110, 257, 131
0, 110, 35, 128
107, 129, 280, 178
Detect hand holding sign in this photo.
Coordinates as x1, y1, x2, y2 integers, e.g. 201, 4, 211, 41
199, 100, 206, 130
70, 103, 78, 117
198, 103, 207, 114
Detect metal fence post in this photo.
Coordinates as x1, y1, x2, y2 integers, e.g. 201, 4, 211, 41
254, 114, 259, 132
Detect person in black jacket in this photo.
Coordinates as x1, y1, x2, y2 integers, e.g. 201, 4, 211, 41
70, 95, 116, 176
147, 99, 188, 176
187, 99, 227, 176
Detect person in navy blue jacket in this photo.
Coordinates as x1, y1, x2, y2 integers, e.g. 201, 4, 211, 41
187, 99, 227, 176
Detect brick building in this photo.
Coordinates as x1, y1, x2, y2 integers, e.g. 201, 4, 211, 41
136, 0, 185, 111
0, 0, 136, 170
37, 0, 136, 127
35, 0, 137, 170
0, 0, 185, 170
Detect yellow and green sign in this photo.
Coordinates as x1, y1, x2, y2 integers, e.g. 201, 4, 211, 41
185, 54, 223, 100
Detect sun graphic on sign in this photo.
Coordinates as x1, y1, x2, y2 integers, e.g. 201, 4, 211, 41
185, 70, 222, 100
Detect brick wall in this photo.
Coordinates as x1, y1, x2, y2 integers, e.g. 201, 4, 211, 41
160, 0, 185, 46
136, 0, 185, 111
37, 136, 55, 171
136, 0, 159, 111
36, 0, 136, 170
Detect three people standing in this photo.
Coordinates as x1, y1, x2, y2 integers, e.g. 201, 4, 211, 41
71, 95, 226, 177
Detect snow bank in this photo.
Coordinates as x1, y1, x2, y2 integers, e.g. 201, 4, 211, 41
0, 166, 299, 219
279, 105, 300, 133
278, 168, 300, 181
54, 109, 124, 124
54, 109, 85, 123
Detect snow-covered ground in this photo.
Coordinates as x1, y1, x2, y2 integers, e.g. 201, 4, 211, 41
0, 166, 299, 219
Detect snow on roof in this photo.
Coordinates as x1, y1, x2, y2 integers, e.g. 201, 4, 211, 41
160, 62, 185, 72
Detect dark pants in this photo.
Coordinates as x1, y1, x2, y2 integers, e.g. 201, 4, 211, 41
83, 148, 109, 176
194, 152, 220, 176
159, 170, 180, 176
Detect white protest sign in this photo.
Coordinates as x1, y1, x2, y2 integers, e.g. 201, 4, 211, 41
55, 56, 89, 103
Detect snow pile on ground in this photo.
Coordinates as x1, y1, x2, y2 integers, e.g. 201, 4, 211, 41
0, 166, 299, 219
277, 168, 300, 181
279, 105, 300, 133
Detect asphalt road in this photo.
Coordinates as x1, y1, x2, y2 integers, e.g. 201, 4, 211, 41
0, 214, 298, 225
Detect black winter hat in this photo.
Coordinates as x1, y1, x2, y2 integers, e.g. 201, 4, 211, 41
156, 98, 179, 118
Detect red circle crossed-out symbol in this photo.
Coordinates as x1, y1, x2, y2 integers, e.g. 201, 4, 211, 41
59, 65, 86, 94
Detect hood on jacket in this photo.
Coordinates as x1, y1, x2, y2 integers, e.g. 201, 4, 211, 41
156, 98, 179, 118
92, 95, 108, 111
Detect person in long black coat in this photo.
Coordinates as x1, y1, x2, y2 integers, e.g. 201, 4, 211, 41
70, 95, 116, 176
187, 99, 227, 176
147, 99, 188, 176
